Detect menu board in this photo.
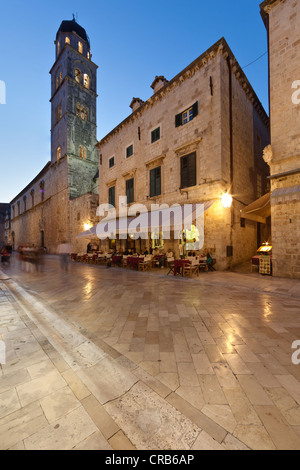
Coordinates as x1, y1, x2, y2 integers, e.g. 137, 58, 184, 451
259, 255, 272, 275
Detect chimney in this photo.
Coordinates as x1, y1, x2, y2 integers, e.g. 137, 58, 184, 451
151, 76, 169, 94
130, 97, 144, 112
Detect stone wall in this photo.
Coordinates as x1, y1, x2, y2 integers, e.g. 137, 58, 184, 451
261, 0, 300, 278
97, 40, 269, 270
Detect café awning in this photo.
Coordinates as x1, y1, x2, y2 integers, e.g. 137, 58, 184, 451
240, 192, 271, 224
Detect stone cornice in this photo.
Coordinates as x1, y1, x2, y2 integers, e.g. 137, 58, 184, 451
122, 168, 137, 179
145, 154, 166, 168
97, 37, 269, 147
174, 137, 202, 156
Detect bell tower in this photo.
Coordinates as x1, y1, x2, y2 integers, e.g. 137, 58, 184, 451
50, 18, 98, 198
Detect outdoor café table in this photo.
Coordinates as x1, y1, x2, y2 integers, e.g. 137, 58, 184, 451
174, 259, 190, 276
112, 255, 123, 266
127, 256, 144, 269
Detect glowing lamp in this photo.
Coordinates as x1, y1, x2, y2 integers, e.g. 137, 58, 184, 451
221, 193, 233, 208
84, 223, 92, 231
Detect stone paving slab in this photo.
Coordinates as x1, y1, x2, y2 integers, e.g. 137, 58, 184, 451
1, 257, 300, 450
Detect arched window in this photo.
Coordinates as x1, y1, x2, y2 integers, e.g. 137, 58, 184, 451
78, 41, 83, 54
83, 147, 87, 160
57, 41, 60, 55
76, 103, 80, 117
57, 146, 61, 161
83, 74, 90, 89
85, 108, 89, 121
75, 68, 81, 84
81, 105, 85, 120
79, 145, 83, 159
60, 71, 62, 84
56, 76, 59, 89
65, 36, 70, 44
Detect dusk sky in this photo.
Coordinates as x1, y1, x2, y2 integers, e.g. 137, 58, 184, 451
0, 0, 269, 203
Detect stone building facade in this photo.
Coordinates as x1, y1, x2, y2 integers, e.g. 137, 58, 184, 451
10, 19, 99, 254
96, 38, 270, 270
261, 0, 300, 278
0, 203, 10, 248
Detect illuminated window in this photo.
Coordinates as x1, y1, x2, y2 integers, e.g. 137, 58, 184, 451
65, 36, 70, 44
81, 105, 85, 120
57, 41, 60, 55
57, 146, 61, 161
79, 145, 82, 159
76, 103, 80, 117
60, 71, 62, 83
85, 108, 88, 121
83, 147, 87, 160
83, 74, 90, 89
75, 68, 81, 84
78, 41, 83, 54
87, 51, 90, 59
56, 76, 59, 89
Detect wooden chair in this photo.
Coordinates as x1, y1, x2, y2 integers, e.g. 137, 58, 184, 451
138, 258, 151, 271
183, 262, 199, 277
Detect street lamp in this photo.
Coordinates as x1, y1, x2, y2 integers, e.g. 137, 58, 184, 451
221, 193, 233, 208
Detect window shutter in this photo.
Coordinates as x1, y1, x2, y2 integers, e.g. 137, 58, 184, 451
188, 152, 196, 187
150, 169, 156, 198
126, 178, 134, 204
192, 101, 198, 118
175, 113, 182, 128
156, 167, 161, 196
181, 153, 196, 188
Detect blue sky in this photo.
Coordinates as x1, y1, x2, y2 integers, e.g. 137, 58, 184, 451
0, 0, 268, 202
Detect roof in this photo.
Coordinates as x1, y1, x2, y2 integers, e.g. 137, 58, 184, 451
56, 19, 90, 46
10, 162, 51, 205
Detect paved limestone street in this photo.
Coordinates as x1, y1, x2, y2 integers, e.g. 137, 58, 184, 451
1, 254, 300, 450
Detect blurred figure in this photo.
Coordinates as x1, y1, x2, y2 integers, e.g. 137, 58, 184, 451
57, 241, 72, 272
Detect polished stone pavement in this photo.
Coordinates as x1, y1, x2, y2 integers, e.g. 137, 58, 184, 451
1, 255, 300, 450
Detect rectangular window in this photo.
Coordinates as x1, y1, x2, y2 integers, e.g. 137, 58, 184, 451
126, 144, 133, 158
108, 186, 115, 208
180, 152, 196, 189
175, 102, 198, 128
126, 178, 134, 204
150, 166, 161, 198
151, 127, 160, 144
109, 157, 115, 168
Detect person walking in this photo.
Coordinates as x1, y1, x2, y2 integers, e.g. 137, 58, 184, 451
57, 241, 72, 273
